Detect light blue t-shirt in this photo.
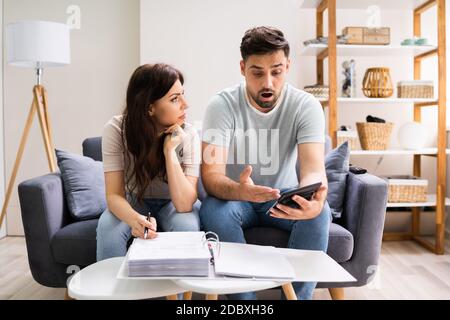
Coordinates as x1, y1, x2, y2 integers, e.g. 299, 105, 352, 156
202, 82, 325, 189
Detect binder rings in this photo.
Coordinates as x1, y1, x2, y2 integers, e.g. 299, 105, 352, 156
122, 231, 296, 280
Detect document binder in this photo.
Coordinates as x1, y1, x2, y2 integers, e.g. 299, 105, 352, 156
124, 231, 295, 280
127, 232, 211, 277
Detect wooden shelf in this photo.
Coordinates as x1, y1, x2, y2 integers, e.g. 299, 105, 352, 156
350, 148, 450, 156
309, 0, 446, 254
301, 44, 437, 57
387, 195, 450, 208
301, 0, 431, 10
318, 97, 437, 104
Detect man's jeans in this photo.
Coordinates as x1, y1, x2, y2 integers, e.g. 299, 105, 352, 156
199, 192, 331, 300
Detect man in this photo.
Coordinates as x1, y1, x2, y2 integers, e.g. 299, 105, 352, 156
200, 26, 331, 300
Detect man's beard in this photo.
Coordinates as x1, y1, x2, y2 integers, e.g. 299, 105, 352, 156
250, 89, 280, 109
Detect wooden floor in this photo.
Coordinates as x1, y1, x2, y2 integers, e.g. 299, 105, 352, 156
1, 236, 449, 300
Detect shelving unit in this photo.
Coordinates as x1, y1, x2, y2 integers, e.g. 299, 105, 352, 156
386, 195, 450, 208
318, 97, 438, 104
303, 0, 447, 254
350, 148, 445, 155
301, 0, 428, 10
301, 43, 437, 57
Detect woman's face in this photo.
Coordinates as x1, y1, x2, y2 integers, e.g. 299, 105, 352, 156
149, 79, 188, 128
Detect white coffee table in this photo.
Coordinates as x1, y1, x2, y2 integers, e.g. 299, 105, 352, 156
68, 246, 355, 300
67, 257, 186, 300
173, 247, 356, 300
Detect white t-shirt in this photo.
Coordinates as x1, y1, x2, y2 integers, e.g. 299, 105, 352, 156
202, 82, 325, 189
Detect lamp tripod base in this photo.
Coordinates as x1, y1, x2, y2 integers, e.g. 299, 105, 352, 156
0, 85, 57, 230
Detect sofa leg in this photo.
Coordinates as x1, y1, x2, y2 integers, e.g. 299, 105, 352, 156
328, 288, 344, 300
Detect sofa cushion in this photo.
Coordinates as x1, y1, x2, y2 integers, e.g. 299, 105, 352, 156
245, 227, 290, 248
83, 137, 103, 161
244, 223, 353, 263
56, 149, 107, 220
51, 219, 98, 266
325, 141, 350, 220
326, 223, 354, 262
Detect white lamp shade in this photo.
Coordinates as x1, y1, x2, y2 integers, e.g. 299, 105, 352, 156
6, 20, 70, 68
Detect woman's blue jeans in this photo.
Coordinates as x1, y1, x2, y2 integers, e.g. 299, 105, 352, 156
96, 196, 201, 261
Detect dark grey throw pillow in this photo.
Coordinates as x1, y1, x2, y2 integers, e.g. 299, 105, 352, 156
56, 149, 107, 220
325, 141, 350, 220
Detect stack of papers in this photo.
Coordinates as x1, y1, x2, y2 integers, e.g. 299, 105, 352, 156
127, 232, 211, 277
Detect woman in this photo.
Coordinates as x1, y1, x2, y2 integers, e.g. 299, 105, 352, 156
97, 63, 201, 261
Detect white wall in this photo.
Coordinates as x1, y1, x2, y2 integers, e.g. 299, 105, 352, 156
141, 0, 450, 235
140, 0, 313, 127
0, 0, 5, 239
3, 0, 140, 235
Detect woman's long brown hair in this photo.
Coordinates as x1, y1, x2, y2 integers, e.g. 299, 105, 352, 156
121, 64, 184, 203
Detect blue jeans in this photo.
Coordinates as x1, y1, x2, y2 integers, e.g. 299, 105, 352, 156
96, 196, 201, 261
199, 192, 331, 300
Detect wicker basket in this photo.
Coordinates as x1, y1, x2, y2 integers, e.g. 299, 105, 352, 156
397, 81, 434, 98
304, 85, 329, 99
356, 122, 394, 150
336, 130, 360, 150
383, 175, 428, 203
362, 67, 394, 98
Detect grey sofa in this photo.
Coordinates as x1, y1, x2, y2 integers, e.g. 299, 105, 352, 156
18, 137, 388, 296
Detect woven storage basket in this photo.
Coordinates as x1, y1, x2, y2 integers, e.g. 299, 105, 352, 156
336, 130, 359, 150
304, 85, 329, 99
383, 175, 428, 203
356, 122, 394, 150
397, 81, 434, 98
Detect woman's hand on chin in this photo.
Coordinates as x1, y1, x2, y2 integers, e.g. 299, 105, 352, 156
163, 123, 187, 155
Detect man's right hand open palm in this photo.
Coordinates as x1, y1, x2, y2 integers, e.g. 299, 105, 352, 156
238, 165, 280, 202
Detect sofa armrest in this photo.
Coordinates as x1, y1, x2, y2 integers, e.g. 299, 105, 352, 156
335, 172, 388, 287
18, 173, 72, 287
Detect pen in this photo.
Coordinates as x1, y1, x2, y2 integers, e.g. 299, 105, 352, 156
144, 212, 152, 239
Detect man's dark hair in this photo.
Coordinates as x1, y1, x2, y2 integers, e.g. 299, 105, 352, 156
240, 26, 290, 61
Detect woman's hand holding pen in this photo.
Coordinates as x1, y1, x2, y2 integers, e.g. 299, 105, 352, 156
128, 213, 157, 239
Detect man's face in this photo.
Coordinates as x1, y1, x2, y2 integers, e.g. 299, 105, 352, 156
240, 50, 290, 111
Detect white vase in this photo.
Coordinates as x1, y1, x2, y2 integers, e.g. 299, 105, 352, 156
397, 121, 427, 150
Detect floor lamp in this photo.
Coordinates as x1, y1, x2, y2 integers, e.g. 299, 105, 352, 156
0, 21, 71, 230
